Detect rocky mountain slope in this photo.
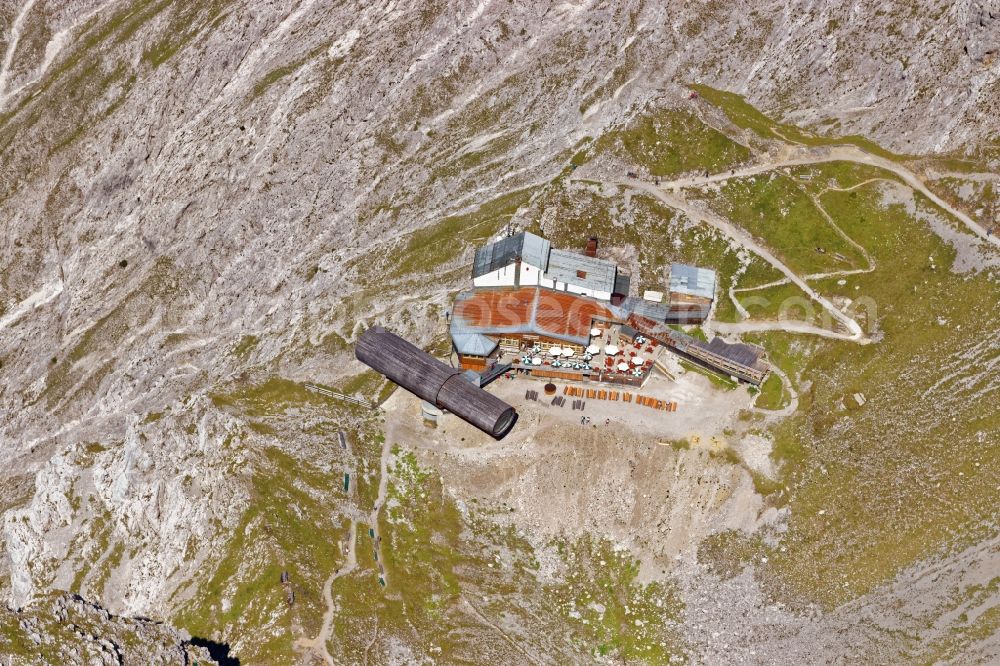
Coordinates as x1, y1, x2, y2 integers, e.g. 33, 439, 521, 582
0, 591, 220, 664
0, 1, 998, 663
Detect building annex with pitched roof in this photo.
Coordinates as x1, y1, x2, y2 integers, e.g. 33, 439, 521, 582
471, 231, 628, 302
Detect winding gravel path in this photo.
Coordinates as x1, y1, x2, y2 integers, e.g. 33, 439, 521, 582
731, 178, 882, 297
751, 362, 799, 417
616, 177, 869, 343
301, 520, 357, 666
594, 140, 998, 343
297, 430, 392, 664
653, 145, 1000, 248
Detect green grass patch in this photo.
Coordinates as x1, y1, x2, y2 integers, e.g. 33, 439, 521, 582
737, 281, 822, 326
383, 187, 535, 279
250, 41, 329, 100
176, 446, 346, 663
210, 376, 334, 417
667, 439, 691, 451
789, 161, 899, 192
754, 181, 1000, 608
335, 370, 384, 400
669, 324, 708, 342
233, 335, 259, 360
593, 108, 751, 177
754, 373, 787, 410
141, 2, 231, 68
689, 84, 911, 161
705, 172, 868, 275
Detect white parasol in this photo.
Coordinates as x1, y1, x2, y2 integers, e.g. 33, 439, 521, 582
631, 356, 644, 365
590, 327, 602, 336
605, 345, 619, 355
561, 348, 575, 357
617, 362, 630, 371
548, 346, 562, 356
586, 344, 601, 355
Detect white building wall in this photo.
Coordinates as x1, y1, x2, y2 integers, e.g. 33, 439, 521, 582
536, 273, 612, 301
473, 263, 517, 287
519, 261, 542, 286
565, 283, 611, 301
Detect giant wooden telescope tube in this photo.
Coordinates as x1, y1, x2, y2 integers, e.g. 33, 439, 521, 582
355, 326, 517, 439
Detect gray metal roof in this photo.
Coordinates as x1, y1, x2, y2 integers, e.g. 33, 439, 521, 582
462, 370, 483, 387
664, 304, 711, 323
665, 328, 764, 369
620, 297, 669, 321
703, 337, 764, 367
544, 249, 617, 293
472, 232, 551, 278
452, 332, 498, 356
669, 263, 717, 300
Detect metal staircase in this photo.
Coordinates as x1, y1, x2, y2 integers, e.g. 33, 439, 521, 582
478, 362, 512, 387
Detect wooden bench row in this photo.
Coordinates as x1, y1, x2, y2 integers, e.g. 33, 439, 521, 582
562, 385, 677, 410
635, 395, 678, 411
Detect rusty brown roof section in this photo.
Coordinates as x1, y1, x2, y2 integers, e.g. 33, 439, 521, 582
451, 287, 615, 346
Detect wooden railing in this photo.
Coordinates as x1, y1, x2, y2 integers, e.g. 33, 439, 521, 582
304, 383, 375, 409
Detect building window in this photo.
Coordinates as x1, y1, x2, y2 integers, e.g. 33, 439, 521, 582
499, 337, 520, 350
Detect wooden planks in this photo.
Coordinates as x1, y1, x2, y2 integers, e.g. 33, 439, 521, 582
550, 384, 677, 411
356, 326, 516, 438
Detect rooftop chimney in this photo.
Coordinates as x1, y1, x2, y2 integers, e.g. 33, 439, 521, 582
584, 236, 598, 257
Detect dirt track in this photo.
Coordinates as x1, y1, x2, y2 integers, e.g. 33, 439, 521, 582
652, 145, 1000, 248
611, 177, 870, 343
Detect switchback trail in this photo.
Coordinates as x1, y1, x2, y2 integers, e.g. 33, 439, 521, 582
296, 428, 392, 663
592, 140, 996, 342
652, 145, 1000, 248
613, 177, 869, 343
730, 179, 881, 301
751, 362, 799, 417
296, 520, 356, 666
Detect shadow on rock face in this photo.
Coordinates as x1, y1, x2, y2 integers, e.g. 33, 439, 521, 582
189, 636, 240, 666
